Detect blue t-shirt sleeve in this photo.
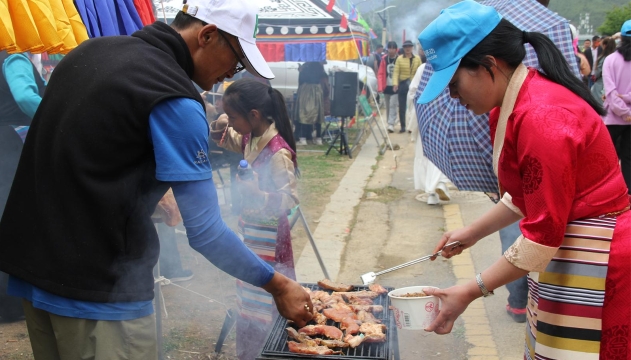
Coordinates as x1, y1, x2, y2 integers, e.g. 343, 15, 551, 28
149, 97, 212, 182
2, 54, 43, 119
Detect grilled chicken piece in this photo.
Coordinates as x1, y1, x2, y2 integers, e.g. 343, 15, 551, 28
322, 308, 355, 322
287, 341, 343, 355
368, 283, 388, 294
318, 279, 354, 292
299, 325, 344, 340
344, 333, 365, 348
287, 327, 348, 349
319, 339, 349, 348
312, 311, 328, 325
335, 291, 380, 300
341, 316, 361, 335
349, 305, 383, 313
349, 297, 373, 305
359, 323, 387, 343
357, 310, 381, 324
286, 327, 318, 346
331, 301, 353, 312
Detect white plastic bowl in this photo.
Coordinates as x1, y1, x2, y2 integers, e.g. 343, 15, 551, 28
388, 286, 440, 330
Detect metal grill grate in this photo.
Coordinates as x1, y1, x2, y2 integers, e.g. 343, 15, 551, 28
257, 283, 397, 360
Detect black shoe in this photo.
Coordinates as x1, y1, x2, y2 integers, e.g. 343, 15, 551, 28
506, 304, 527, 323
165, 269, 194, 283
398, 129, 406, 133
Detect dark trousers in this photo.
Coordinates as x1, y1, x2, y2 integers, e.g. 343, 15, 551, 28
397, 80, 410, 131
607, 125, 631, 193
499, 221, 528, 309
294, 122, 314, 140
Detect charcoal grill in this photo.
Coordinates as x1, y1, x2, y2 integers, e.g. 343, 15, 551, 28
256, 283, 400, 360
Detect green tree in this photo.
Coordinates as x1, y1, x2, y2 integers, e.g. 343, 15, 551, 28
597, 3, 631, 35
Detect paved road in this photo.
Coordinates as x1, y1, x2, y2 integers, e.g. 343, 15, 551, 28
296, 128, 525, 359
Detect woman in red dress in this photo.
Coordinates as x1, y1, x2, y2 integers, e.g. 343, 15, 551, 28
417, 2, 631, 359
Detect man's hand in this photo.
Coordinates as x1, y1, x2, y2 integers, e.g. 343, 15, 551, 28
262, 272, 313, 327
393, 85, 399, 93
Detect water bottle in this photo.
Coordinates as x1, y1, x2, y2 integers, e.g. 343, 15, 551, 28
237, 159, 253, 180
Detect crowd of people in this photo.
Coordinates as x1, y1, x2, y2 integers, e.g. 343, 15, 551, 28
0, 0, 630, 359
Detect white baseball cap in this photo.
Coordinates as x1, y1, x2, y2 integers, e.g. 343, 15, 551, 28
181, 0, 274, 79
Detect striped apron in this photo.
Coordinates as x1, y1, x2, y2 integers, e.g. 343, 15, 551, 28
236, 215, 281, 323
525, 216, 617, 359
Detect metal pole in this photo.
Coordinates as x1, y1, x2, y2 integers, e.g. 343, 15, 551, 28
153, 262, 164, 360
297, 207, 330, 279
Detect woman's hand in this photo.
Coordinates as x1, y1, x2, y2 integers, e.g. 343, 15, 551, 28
431, 226, 478, 260
422, 285, 480, 334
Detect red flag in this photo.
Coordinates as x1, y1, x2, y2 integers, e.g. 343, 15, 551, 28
340, 15, 348, 31
326, 0, 335, 12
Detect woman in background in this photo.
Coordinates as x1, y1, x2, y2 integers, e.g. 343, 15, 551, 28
603, 20, 631, 194
591, 37, 617, 106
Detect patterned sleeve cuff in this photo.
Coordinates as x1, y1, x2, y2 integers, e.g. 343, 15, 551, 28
503, 235, 558, 272
501, 192, 524, 217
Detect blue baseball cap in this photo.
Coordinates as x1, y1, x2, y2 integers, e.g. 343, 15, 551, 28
417, 1, 502, 104
622, 20, 631, 37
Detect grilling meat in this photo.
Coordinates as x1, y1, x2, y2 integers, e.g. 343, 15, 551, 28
287, 341, 344, 355
359, 323, 387, 343
369, 283, 388, 294
344, 333, 365, 348
286, 327, 318, 346
299, 325, 344, 340
318, 279, 354, 292
349, 305, 384, 313
313, 311, 328, 325
335, 290, 380, 300
319, 339, 349, 348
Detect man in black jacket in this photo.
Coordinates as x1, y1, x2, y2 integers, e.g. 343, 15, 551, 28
0, 1, 312, 358
584, 35, 601, 87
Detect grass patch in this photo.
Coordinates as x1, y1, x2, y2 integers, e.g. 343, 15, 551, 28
364, 186, 404, 203
296, 153, 349, 210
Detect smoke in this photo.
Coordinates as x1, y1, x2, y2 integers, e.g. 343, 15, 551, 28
388, 0, 459, 47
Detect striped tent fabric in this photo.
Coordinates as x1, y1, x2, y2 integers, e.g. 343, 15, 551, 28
525, 217, 616, 359
414, 0, 579, 193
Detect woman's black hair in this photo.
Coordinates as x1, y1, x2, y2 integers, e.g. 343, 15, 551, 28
617, 36, 631, 61
223, 78, 298, 157
460, 19, 606, 116
597, 37, 617, 64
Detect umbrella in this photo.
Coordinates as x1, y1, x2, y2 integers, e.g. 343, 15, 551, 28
415, 0, 579, 193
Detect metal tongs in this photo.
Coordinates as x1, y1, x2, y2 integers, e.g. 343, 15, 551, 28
360, 241, 462, 285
